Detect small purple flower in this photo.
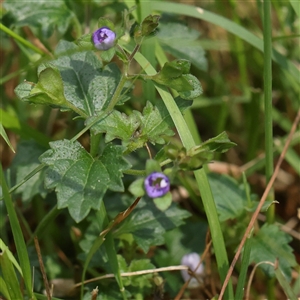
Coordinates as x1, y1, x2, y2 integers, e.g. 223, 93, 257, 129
92, 27, 116, 50
181, 252, 204, 288
144, 172, 170, 198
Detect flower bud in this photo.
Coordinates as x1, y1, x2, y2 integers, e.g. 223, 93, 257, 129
92, 27, 116, 50
144, 172, 170, 198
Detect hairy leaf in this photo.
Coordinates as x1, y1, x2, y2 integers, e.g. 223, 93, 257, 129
250, 224, 297, 282
90, 98, 192, 152
39, 140, 131, 222
3, 0, 73, 39
39, 40, 122, 115
114, 198, 191, 252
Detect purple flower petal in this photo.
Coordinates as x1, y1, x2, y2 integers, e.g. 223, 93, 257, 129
92, 27, 116, 50
144, 172, 170, 198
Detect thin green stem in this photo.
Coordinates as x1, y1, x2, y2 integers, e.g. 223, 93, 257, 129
106, 75, 128, 111
0, 23, 45, 56
27, 205, 60, 246
263, 0, 275, 224
263, 2, 275, 298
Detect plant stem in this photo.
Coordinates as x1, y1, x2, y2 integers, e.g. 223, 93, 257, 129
0, 23, 45, 56
263, 3, 275, 299
263, 0, 275, 224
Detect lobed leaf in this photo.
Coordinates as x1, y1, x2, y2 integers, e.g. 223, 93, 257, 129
39, 140, 131, 222
250, 224, 297, 282
90, 98, 192, 152
38, 41, 122, 116
3, 0, 74, 39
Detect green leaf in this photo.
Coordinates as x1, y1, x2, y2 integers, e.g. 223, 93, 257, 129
177, 74, 203, 100
187, 131, 237, 156
157, 21, 207, 71
101, 143, 132, 192
39, 140, 130, 222
90, 99, 192, 152
3, 0, 74, 39
114, 199, 191, 252
10, 140, 48, 203
101, 47, 116, 62
152, 59, 193, 92
0, 124, 15, 153
128, 178, 145, 198
208, 173, 247, 221
39, 40, 121, 116
97, 17, 115, 31
0, 250, 23, 300
14, 81, 34, 99
119, 256, 155, 289
153, 192, 172, 211
250, 224, 297, 281
134, 15, 160, 43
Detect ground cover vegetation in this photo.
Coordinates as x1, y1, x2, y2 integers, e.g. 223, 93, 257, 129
0, 0, 299, 299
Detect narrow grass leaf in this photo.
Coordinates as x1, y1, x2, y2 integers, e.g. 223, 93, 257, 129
235, 234, 252, 300
0, 124, 15, 153
0, 164, 35, 299
151, 2, 299, 82
0, 250, 23, 299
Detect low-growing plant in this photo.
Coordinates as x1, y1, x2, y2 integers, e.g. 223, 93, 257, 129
1, 1, 299, 300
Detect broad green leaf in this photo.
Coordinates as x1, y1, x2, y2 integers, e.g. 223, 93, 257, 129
39, 40, 122, 116
0, 250, 23, 299
90, 98, 192, 152
114, 198, 191, 252
39, 140, 131, 222
250, 224, 297, 282
157, 21, 207, 71
10, 140, 48, 203
3, 0, 74, 39
208, 173, 247, 221
87, 110, 140, 144
101, 143, 132, 192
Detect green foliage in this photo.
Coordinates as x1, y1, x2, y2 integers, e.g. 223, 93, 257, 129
114, 198, 191, 253
250, 224, 297, 282
90, 99, 192, 152
2, 1, 298, 299
157, 20, 207, 71
10, 140, 48, 202
40, 140, 131, 222
3, 0, 74, 39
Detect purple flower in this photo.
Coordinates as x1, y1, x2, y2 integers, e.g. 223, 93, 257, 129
144, 172, 170, 198
92, 27, 116, 50
181, 252, 204, 288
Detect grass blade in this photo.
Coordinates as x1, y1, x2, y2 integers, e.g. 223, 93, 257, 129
0, 164, 36, 299
132, 49, 234, 299
151, 2, 299, 82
